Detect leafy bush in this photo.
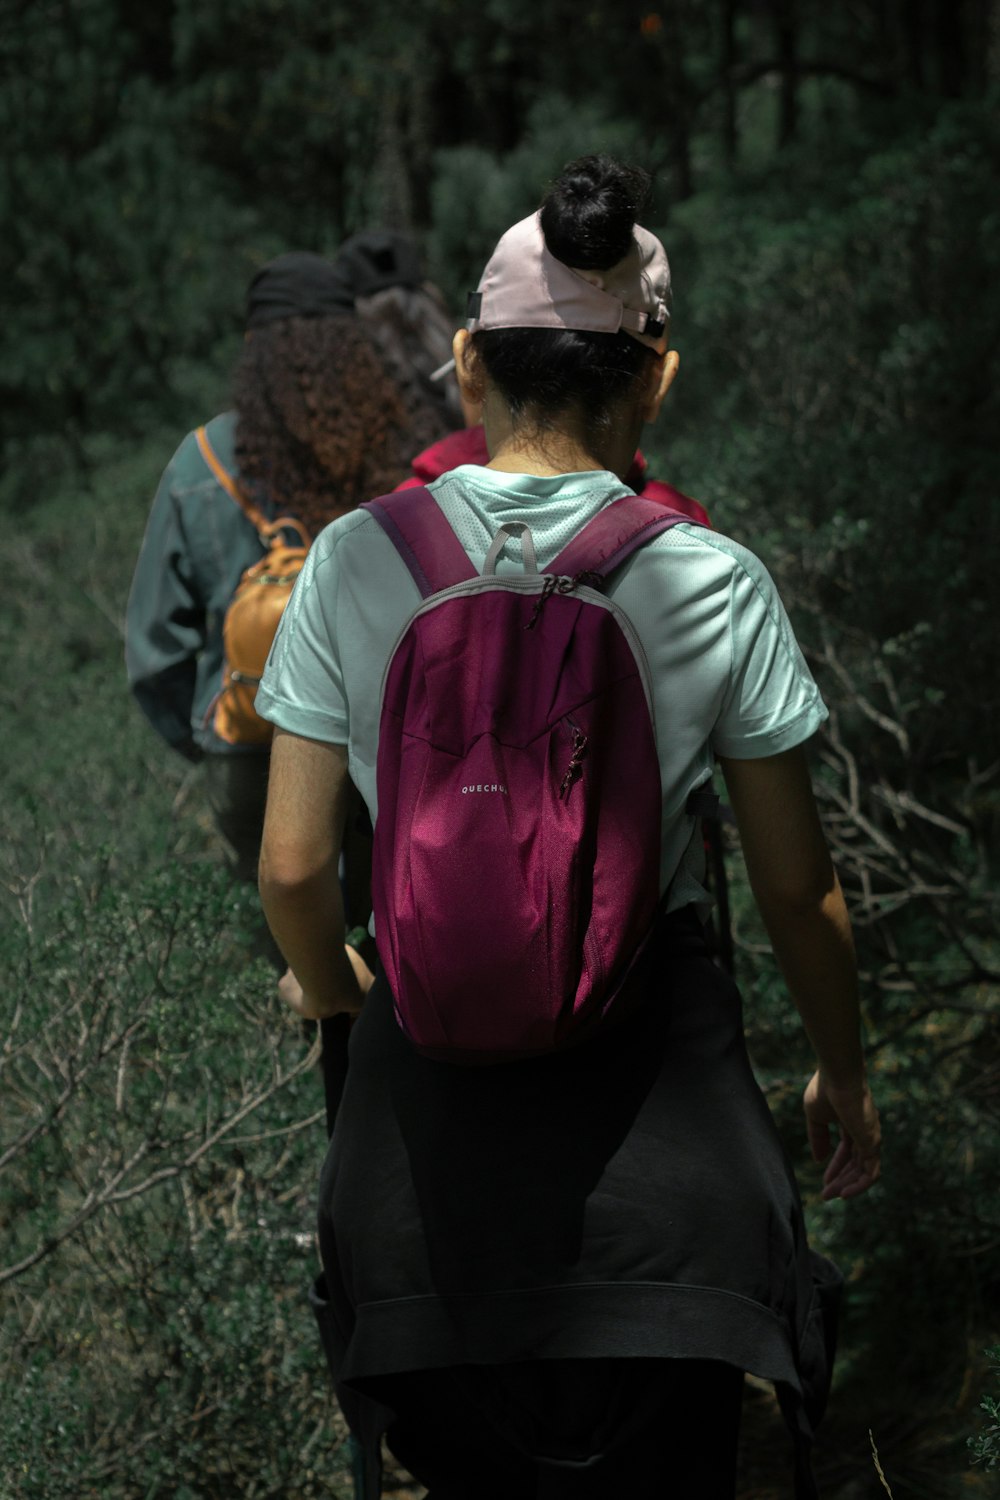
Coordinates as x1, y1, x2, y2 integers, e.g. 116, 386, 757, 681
969, 1348, 1000, 1472
3, 13, 998, 1485
632, 95, 1000, 1484
0, 862, 350, 1499
1, 443, 352, 1496
663, 97, 1000, 773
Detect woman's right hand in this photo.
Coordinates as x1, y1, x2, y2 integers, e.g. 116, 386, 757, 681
804, 1071, 882, 1201
277, 946, 373, 1021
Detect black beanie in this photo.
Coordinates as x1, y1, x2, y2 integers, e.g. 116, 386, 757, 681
245, 252, 355, 330
335, 231, 424, 298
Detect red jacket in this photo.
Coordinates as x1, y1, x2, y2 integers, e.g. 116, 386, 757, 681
395, 425, 711, 529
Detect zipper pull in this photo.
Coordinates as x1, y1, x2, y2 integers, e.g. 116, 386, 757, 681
526, 574, 560, 630
559, 727, 589, 799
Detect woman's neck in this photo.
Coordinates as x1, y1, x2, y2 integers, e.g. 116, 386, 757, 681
481, 397, 640, 481
486, 433, 609, 478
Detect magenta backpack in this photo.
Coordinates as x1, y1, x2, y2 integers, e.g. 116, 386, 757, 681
362, 485, 704, 1064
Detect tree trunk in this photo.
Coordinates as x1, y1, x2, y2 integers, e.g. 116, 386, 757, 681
406, 63, 435, 230
663, 1, 695, 200
773, 0, 799, 148
721, 0, 739, 166
934, 0, 967, 95
901, 0, 927, 89
375, 89, 413, 231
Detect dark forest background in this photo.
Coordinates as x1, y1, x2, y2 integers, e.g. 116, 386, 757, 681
1, 1, 999, 1496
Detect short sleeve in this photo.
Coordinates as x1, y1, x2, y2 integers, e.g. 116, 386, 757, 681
711, 546, 827, 759
256, 528, 349, 744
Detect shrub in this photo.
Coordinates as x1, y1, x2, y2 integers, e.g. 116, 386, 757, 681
0, 863, 350, 1499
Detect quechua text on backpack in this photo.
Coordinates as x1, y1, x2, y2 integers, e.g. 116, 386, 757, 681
363, 485, 707, 1064
195, 425, 310, 746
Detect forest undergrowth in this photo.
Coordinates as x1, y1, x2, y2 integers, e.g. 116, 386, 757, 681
3, 3, 1000, 1492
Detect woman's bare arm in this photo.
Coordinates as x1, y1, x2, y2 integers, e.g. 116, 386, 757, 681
259, 729, 374, 1020
719, 746, 881, 1199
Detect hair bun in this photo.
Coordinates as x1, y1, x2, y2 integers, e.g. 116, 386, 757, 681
539, 154, 651, 270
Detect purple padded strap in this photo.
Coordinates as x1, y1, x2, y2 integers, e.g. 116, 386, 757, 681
362, 487, 477, 599
549, 493, 704, 580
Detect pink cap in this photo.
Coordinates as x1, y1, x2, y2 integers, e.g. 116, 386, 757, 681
467, 212, 671, 350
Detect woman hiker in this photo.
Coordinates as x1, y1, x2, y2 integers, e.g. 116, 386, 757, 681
256, 155, 882, 1499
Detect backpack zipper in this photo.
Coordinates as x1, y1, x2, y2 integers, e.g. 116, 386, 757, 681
378, 575, 659, 747
559, 718, 589, 799
558, 711, 605, 993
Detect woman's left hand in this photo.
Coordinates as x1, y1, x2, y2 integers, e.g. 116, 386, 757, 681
803, 1069, 882, 1201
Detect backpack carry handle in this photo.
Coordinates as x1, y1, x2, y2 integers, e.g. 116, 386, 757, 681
548, 492, 704, 580
483, 521, 538, 577
259, 514, 311, 549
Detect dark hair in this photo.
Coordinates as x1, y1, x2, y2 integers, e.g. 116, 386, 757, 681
234, 313, 425, 538
539, 154, 651, 269
338, 230, 464, 431
472, 154, 657, 433
356, 283, 464, 432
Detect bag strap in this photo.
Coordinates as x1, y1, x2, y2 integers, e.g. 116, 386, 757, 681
363, 486, 704, 597
362, 486, 476, 599
548, 492, 704, 580
195, 424, 271, 536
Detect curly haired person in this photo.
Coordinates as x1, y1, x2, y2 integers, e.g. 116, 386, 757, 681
126, 248, 455, 892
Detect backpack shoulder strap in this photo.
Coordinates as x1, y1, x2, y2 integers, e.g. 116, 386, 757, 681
362, 486, 476, 599
194, 424, 271, 535
549, 493, 705, 580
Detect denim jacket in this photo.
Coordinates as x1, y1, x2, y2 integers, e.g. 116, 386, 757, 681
125, 413, 270, 758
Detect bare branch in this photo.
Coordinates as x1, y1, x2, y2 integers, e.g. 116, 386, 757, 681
819, 641, 910, 756
227, 1109, 326, 1146
871, 785, 967, 838
0, 1035, 320, 1286
0, 1015, 148, 1174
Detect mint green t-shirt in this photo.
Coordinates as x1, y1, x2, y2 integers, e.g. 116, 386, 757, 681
256, 466, 827, 905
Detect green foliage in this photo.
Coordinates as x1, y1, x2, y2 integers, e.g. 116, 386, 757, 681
0, 861, 348, 1499
0, 426, 224, 921
969, 1348, 1000, 1472
4, 4, 1000, 1491
662, 96, 1000, 777
0, 4, 272, 489
427, 94, 658, 303
659, 118, 1000, 1426
0, 439, 353, 1496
